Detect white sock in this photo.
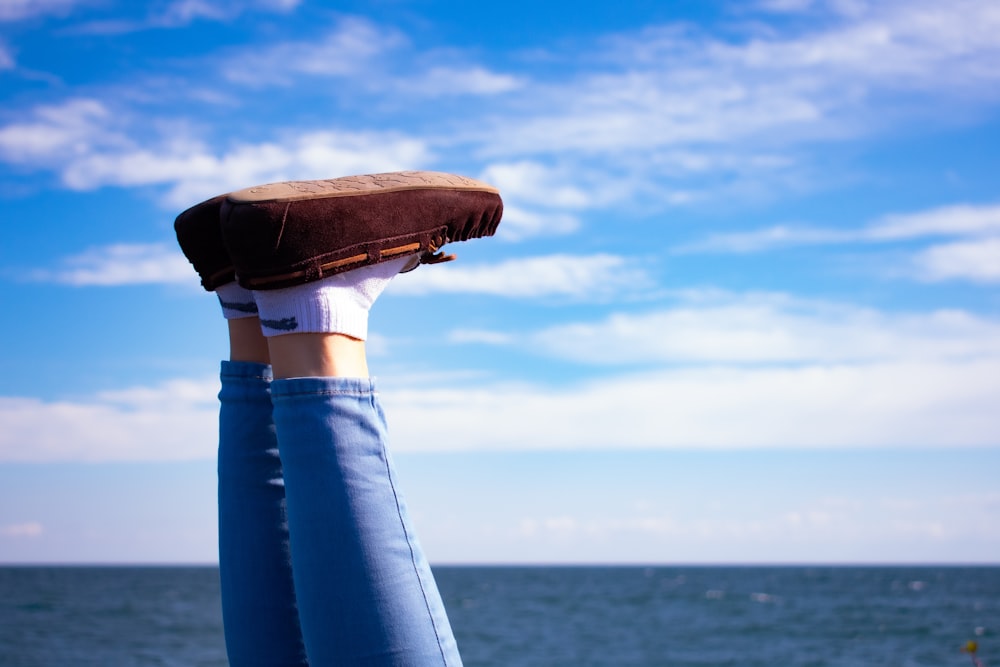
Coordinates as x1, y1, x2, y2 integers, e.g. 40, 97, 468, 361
253, 256, 411, 340
215, 281, 259, 320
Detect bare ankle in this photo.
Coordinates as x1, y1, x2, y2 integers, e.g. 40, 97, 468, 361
267, 333, 369, 379
227, 318, 270, 364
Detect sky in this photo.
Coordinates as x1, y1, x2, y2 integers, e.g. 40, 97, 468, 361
0, 0, 998, 564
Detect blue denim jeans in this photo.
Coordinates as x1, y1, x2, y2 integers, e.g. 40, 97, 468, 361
218, 361, 462, 666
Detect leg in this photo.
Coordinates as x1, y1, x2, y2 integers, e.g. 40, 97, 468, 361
260, 270, 462, 665
218, 360, 308, 665
271, 364, 461, 665
217, 318, 308, 666
184, 171, 501, 666
175, 198, 309, 665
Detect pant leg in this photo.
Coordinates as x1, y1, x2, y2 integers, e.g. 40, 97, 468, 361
271, 376, 462, 667
218, 361, 309, 666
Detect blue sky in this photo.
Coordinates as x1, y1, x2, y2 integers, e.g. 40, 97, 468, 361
1, 0, 998, 564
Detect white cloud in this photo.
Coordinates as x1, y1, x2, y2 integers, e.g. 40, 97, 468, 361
5, 2, 999, 213
381, 357, 1000, 450
5, 289, 1000, 461
221, 18, 405, 84
679, 203, 1000, 284
0, 378, 219, 462
384, 292, 1000, 451
0, 99, 433, 206
413, 291, 1000, 449
757, 0, 816, 12
32, 243, 196, 287
389, 254, 651, 299
4, 354, 998, 463
0, 98, 121, 164
159, 0, 229, 25
0, 42, 13, 69
0, 0, 85, 21
481, 161, 592, 209
261, 0, 300, 9
478, 0, 1000, 161
448, 329, 514, 345
867, 204, 1000, 240
493, 205, 580, 240
717, 0, 1000, 89
1, 0, 998, 236
219, 19, 523, 99
510, 293, 1000, 365
398, 66, 524, 96
66, 0, 301, 33
677, 225, 850, 253
914, 238, 1000, 284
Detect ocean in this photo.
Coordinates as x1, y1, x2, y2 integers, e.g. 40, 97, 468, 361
0, 565, 996, 666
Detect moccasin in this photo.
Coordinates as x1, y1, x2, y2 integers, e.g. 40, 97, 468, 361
174, 194, 235, 291
219, 171, 503, 290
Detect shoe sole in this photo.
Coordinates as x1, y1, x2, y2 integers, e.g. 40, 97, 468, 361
221, 171, 503, 290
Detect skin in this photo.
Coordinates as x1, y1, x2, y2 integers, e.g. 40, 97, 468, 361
228, 317, 368, 378
227, 317, 271, 365
266, 332, 369, 379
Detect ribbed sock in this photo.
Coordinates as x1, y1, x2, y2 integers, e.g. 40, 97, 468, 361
253, 256, 411, 340
216, 281, 259, 320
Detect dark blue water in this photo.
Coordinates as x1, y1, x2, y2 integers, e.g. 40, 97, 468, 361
1, 566, 996, 666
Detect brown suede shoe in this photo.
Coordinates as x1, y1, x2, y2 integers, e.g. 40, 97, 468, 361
173, 194, 235, 292
219, 171, 503, 290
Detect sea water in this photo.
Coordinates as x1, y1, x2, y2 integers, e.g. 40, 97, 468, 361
1, 566, 996, 666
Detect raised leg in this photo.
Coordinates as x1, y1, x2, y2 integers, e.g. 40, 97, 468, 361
259, 264, 462, 666
218, 318, 309, 666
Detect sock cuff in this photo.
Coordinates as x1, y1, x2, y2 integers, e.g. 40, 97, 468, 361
216, 282, 259, 320
252, 256, 412, 339
254, 288, 369, 339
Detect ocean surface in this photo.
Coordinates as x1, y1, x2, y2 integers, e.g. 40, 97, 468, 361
0, 565, 996, 666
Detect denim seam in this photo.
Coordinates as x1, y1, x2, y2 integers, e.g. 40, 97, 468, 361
376, 403, 449, 665
221, 375, 272, 383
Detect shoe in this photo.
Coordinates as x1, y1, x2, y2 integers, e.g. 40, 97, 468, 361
219, 171, 503, 290
173, 194, 234, 291
175, 193, 421, 292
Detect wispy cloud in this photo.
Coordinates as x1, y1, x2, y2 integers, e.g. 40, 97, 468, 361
868, 203, 1000, 240
31, 243, 195, 287
68, 0, 301, 34
677, 202, 1000, 283
218, 16, 525, 100
394, 66, 525, 97
0, 378, 218, 462
0, 42, 13, 69
504, 292, 1000, 365
5, 2, 1000, 213
67, 129, 433, 208
914, 238, 1000, 284
0, 98, 123, 165
481, 0, 1000, 158
390, 254, 652, 299
381, 357, 1000, 450
0, 100, 433, 206
682, 203, 1000, 253
481, 161, 593, 209
5, 351, 998, 462
383, 292, 1000, 451
0, 0, 86, 22
221, 18, 406, 84
447, 288, 1000, 364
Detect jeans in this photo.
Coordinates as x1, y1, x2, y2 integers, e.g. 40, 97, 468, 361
218, 361, 462, 666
